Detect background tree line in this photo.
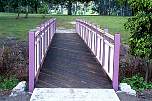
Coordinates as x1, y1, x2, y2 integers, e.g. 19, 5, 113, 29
0, 0, 133, 16
93, 0, 132, 16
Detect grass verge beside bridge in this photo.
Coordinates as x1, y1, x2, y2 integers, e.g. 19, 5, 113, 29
0, 13, 129, 43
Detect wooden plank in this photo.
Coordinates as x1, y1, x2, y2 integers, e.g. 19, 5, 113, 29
36, 33, 112, 89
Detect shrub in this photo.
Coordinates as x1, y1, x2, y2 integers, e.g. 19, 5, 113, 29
0, 40, 28, 90
122, 74, 152, 91
124, 0, 152, 82
119, 45, 145, 81
0, 40, 28, 82
0, 75, 19, 90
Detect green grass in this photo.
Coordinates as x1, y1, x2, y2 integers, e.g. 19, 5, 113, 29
0, 13, 130, 43
53, 15, 130, 43
0, 13, 50, 40
83, 16, 130, 43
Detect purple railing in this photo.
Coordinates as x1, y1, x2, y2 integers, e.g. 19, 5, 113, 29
29, 18, 56, 92
76, 19, 121, 91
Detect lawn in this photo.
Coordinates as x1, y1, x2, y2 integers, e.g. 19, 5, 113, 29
54, 16, 130, 43
0, 13, 50, 40
0, 13, 130, 43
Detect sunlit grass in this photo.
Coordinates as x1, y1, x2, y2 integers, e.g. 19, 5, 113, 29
0, 13, 130, 43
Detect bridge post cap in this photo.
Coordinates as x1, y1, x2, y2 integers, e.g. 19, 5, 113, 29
115, 33, 120, 35
36, 26, 40, 29
52, 18, 56, 20
29, 29, 37, 32
104, 28, 109, 33
49, 18, 56, 23
94, 24, 98, 28
85, 20, 88, 24
76, 19, 79, 22
40, 23, 44, 27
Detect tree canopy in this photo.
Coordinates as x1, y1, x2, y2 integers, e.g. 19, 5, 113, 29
0, 0, 133, 16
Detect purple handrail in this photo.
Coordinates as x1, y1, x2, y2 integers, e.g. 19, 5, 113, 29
76, 19, 121, 91
29, 18, 56, 92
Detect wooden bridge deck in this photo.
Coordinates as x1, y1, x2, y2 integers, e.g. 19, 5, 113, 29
36, 32, 112, 89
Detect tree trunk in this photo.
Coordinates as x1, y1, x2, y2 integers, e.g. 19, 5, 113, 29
35, 1, 38, 14
75, 2, 78, 15
0, 3, 4, 12
16, 12, 20, 19
61, 5, 64, 14
67, 1, 72, 15
16, 2, 20, 19
132, 8, 134, 16
99, 10, 102, 15
25, 5, 29, 18
99, 1, 102, 15
35, 6, 38, 13
145, 65, 149, 82
149, 63, 152, 81
145, 61, 152, 82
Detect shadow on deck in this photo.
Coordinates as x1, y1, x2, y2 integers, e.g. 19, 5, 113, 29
36, 32, 112, 89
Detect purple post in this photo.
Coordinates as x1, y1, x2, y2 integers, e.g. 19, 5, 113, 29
104, 26, 109, 33
29, 31, 35, 92
113, 34, 121, 91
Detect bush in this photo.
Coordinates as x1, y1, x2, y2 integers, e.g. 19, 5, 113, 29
0, 40, 27, 91
119, 45, 146, 81
0, 46, 26, 74
0, 75, 19, 90
124, 0, 152, 82
0, 40, 28, 81
122, 74, 152, 91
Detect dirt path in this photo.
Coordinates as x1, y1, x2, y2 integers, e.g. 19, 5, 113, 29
117, 92, 151, 101
0, 93, 31, 101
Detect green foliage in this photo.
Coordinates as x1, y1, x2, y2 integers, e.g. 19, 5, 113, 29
38, 3, 48, 14
128, 0, 152, 14
125, 0, 152, 59
116, 0, 128, 6
122, 74, 152, 91
0, 75, 19, 90
0, 0, 41, 14
125, 12, 152, 59
125, 0, 152, 82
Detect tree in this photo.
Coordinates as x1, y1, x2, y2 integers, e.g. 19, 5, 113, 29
116, 0, 130, 16
52, 0, 73, 15
0, 0, 16, 12
38, 1, 49, 17
0, 0, 5, 12
93, 0, 107, 15
22, 0, 30, 18
23, 0, 39, 18
11, 0, 22, 18
128, 0, 152, 15
30, 0, 41, 13
47, 0, 91, 15
125, 0, 152, 82
10, 0, 42, 18
68, 0, 91, 15
93, 0, 124, 16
